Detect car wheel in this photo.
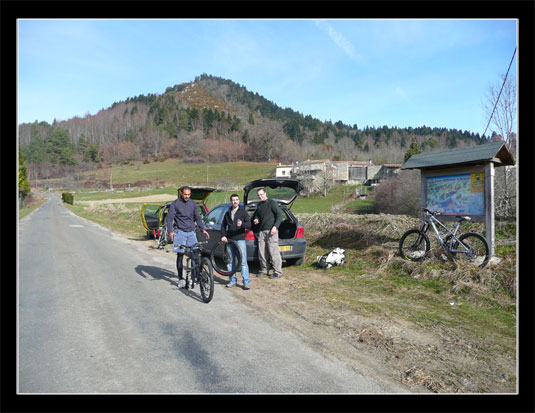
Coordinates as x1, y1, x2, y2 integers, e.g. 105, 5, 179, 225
286, 257, 304, 266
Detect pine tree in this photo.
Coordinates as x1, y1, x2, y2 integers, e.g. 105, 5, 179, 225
404, 138, 421, 162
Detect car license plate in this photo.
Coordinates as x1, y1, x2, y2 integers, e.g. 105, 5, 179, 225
279, 245, 292, 252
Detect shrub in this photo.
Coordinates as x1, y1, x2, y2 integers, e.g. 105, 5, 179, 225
372, 170, 421, 216
62, 192, 74, 205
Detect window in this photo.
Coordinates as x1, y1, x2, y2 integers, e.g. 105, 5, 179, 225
349, 166, 367, 180
203, 206, 226, 226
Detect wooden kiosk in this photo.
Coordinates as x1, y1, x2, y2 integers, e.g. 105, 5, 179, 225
401, 141, 515, 256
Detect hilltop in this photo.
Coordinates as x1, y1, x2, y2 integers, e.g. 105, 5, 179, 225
19, 73, 488, 180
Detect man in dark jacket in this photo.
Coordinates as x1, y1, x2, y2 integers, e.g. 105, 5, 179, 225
221, 194, 251, 289
251, 187, 283, 279
167, 186, 210, 288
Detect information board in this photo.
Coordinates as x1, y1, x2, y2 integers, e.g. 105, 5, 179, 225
426, 172, 485, 216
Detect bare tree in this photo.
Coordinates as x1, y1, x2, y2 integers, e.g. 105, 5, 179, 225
482, 71, 517, 220
315, 163, 337, 197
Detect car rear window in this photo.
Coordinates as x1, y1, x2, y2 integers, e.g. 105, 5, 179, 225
248, 187, 297, 203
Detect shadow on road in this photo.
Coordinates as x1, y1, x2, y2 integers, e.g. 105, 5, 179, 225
134, 264, 210, 303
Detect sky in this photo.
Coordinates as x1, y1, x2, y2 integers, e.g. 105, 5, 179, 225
18, 19, 517, 135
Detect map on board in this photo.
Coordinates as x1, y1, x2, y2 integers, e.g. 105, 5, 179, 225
426, 172, 485, 216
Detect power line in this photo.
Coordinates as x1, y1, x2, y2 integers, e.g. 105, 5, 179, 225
482, 47, 517, 140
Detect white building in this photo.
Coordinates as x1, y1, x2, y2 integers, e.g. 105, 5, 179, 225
275, 163, 293, 178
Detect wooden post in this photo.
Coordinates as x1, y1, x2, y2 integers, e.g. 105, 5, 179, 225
485, 162, 495, 256
420, 170, 427, 222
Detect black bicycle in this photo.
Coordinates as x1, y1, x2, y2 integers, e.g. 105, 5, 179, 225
399, 208, 490, 268
175, 241, 214, 303
209, 239, 242, 277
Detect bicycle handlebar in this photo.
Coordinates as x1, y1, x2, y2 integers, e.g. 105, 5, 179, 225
174, 241, 209, 250
423, 208, 441, 216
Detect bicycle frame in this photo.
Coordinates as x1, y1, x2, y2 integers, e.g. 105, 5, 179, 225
176, 244, 202, 278
422, 213, 469, 254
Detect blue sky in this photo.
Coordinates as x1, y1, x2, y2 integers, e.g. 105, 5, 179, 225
18, 19, 517, 135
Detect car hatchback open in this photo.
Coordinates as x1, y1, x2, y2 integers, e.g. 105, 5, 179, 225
198, 178, 306, 266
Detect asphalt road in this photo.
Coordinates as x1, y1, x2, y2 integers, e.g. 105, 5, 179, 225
18, 194, 400, 394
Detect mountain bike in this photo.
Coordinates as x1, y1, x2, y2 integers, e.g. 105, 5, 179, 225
175, 241, 214, 303
209, 239, 242, 277
399, 208, 490, 268
156, 224, 169, 250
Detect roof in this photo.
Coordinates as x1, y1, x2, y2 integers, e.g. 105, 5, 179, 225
401, 141, 515, 170
334, 161, 375, 166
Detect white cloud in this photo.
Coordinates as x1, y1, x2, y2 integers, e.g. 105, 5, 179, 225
315, 20, 365, 64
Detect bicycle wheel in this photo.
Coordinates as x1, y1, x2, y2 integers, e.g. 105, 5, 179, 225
399, 229, 430, 262
210, 240, 241, 276
453, 233, 490, 268
198, 257, 214, 303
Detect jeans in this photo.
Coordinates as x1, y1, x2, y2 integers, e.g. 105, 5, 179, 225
172, 229, 198, 253
173, 230, 198, 280
227, 239, 250, 285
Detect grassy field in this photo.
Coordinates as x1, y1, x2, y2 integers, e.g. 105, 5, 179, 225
75, 159, 277, 189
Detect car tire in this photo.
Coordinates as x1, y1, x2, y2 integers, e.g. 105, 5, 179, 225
286, 257, 304, 266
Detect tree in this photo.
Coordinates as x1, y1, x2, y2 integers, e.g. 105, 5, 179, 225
77, 134, 90, 155
19, 148, 31, 205
403, 138, 421, 162
83, 142, 103, 163
482, 72, 517, 153
316, 163, 337, 197
47, 127, 77, 165
22, 130, 47, 164
373, 170, 421, 216
482, 72, 517, 220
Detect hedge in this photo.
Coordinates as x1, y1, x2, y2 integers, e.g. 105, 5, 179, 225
62, 192, 74, 205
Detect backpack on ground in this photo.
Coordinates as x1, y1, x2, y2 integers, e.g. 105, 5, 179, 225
316, 248, 346, 269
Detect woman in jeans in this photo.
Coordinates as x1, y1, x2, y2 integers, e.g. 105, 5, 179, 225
220, 194, 251, 290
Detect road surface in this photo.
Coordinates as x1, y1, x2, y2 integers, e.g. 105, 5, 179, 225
18, 193, 404, 394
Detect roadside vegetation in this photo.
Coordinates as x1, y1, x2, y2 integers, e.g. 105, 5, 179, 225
18, 192, 46, 220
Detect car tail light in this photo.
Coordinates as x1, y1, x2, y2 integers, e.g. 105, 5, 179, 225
245, 229, 256, 241
295, 226, 305, 238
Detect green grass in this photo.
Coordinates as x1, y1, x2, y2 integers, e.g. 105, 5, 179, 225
86, 159, 277, 188
18, 198, 47, 219
64, 202, 147, 239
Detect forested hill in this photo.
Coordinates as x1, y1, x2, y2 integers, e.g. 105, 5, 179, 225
19, 73, 489, 178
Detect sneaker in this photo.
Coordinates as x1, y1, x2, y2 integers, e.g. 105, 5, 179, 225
256, 272, 268, 277
226, 282, 237, 288
187, 278, 193, 289
243, 283, 251, 290
178, 279, 186, 288
269, 273, 282, 279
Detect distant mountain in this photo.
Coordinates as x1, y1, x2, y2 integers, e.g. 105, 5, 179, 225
19, 73, 488, 178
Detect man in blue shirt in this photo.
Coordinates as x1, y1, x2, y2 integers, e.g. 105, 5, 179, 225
168, 186, 210, 288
